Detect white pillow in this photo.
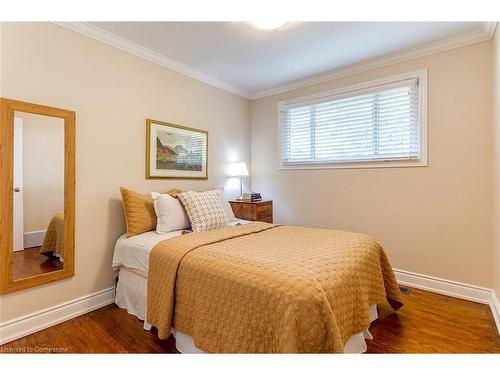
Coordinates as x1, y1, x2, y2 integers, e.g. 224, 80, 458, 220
213, 188, 237, 222
178, 190, 230, 232
151, 192, 190, 234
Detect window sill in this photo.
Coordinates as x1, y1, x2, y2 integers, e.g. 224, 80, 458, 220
279, 159, 428, 170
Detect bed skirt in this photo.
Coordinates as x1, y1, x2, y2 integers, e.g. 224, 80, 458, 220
115, 266, 378, 354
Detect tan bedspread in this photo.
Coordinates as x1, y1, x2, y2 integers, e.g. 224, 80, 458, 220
40, 211, 64, 258
147, 222, 402, 353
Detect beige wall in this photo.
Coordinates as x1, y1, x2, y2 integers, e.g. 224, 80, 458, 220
17, 112, 65, 233
493, 29, 500, 298
251, 41, 494, 287
0, 22, 251, 322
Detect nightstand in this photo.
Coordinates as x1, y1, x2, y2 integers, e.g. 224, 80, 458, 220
229, 200, 273, 223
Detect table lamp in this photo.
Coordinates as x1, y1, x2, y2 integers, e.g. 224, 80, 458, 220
228, 161, 249, 200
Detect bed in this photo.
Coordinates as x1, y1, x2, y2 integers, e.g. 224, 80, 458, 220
40, 211, 65, 261
112, 219, 402, 353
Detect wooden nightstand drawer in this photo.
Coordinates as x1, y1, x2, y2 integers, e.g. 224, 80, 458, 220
256, 204, 272, 218
229, 200, 273, 223
259, 216, 273, 223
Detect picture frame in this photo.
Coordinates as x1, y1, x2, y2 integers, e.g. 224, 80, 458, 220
145, 119, 208, 179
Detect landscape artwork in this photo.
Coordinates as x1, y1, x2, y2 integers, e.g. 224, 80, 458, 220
146, 119, 208, 179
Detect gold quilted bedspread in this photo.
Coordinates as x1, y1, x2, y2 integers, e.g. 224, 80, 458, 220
40, 211, 64, 257
147, 222, 402, 353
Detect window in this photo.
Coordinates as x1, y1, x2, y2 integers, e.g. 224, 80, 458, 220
278, 70, 427, 169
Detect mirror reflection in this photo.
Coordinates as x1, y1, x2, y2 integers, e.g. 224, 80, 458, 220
12, 111, 65, 280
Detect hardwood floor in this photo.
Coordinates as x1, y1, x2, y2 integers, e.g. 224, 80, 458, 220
1, 287, 499, 354
367, 288, 500, 353
12, 247, 63, 280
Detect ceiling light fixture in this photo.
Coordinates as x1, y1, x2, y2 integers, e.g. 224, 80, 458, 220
249, 21, 288, 30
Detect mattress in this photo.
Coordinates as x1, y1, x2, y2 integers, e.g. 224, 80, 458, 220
112, 219, 250, 274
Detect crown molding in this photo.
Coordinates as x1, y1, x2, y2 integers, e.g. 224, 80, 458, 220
482, 21, 497, 39
250, 22, 497, 99
54, 22, 496, 101
54, 22, 252, 99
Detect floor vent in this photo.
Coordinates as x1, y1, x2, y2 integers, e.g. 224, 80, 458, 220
399, 286, 410, 295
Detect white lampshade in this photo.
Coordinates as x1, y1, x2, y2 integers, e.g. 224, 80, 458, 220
228, 161, 249, 177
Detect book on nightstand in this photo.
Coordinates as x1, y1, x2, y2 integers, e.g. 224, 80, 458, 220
241, 192, 262, 202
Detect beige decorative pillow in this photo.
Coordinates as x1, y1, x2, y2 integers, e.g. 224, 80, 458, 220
120, 187, 182, 237
213, 188, 237, 222
165, 188, 183, 198
178, 190, 230, 232
151, 192, 190, 234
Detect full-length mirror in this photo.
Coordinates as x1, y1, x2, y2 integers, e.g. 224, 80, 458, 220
12, 112, 65, 279
1, 98, 75, 294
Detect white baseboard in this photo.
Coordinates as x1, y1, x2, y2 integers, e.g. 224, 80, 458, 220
491, 291, 500, 336
23, 230, 46, 249
0, 287, 114, 345
394, 268, 493, 304
394, 268, 500, 335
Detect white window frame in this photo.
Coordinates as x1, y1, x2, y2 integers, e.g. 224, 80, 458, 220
277, 69, 428, 170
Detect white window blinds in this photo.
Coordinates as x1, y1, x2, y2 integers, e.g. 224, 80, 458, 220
280, 77, 422, 167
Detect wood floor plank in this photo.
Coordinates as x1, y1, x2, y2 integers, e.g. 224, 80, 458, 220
1, 287, 499, 353
12, 247, 63, 280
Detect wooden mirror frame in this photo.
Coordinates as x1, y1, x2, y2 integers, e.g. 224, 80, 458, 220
0, 98, 75, 294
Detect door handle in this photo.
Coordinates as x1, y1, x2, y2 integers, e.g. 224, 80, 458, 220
14, 187, 21, 192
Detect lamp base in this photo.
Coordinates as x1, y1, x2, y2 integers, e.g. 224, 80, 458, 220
237, 176, 244, 201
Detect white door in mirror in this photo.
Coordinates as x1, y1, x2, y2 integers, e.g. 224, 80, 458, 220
13, 117, 24, 252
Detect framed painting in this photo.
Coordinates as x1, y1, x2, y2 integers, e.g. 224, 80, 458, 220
146, 119, 208, 179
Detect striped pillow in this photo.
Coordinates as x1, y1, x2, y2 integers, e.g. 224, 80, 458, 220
178, 190, 229, 232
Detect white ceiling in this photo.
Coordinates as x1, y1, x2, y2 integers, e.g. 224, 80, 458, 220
80, 22, 493, 98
